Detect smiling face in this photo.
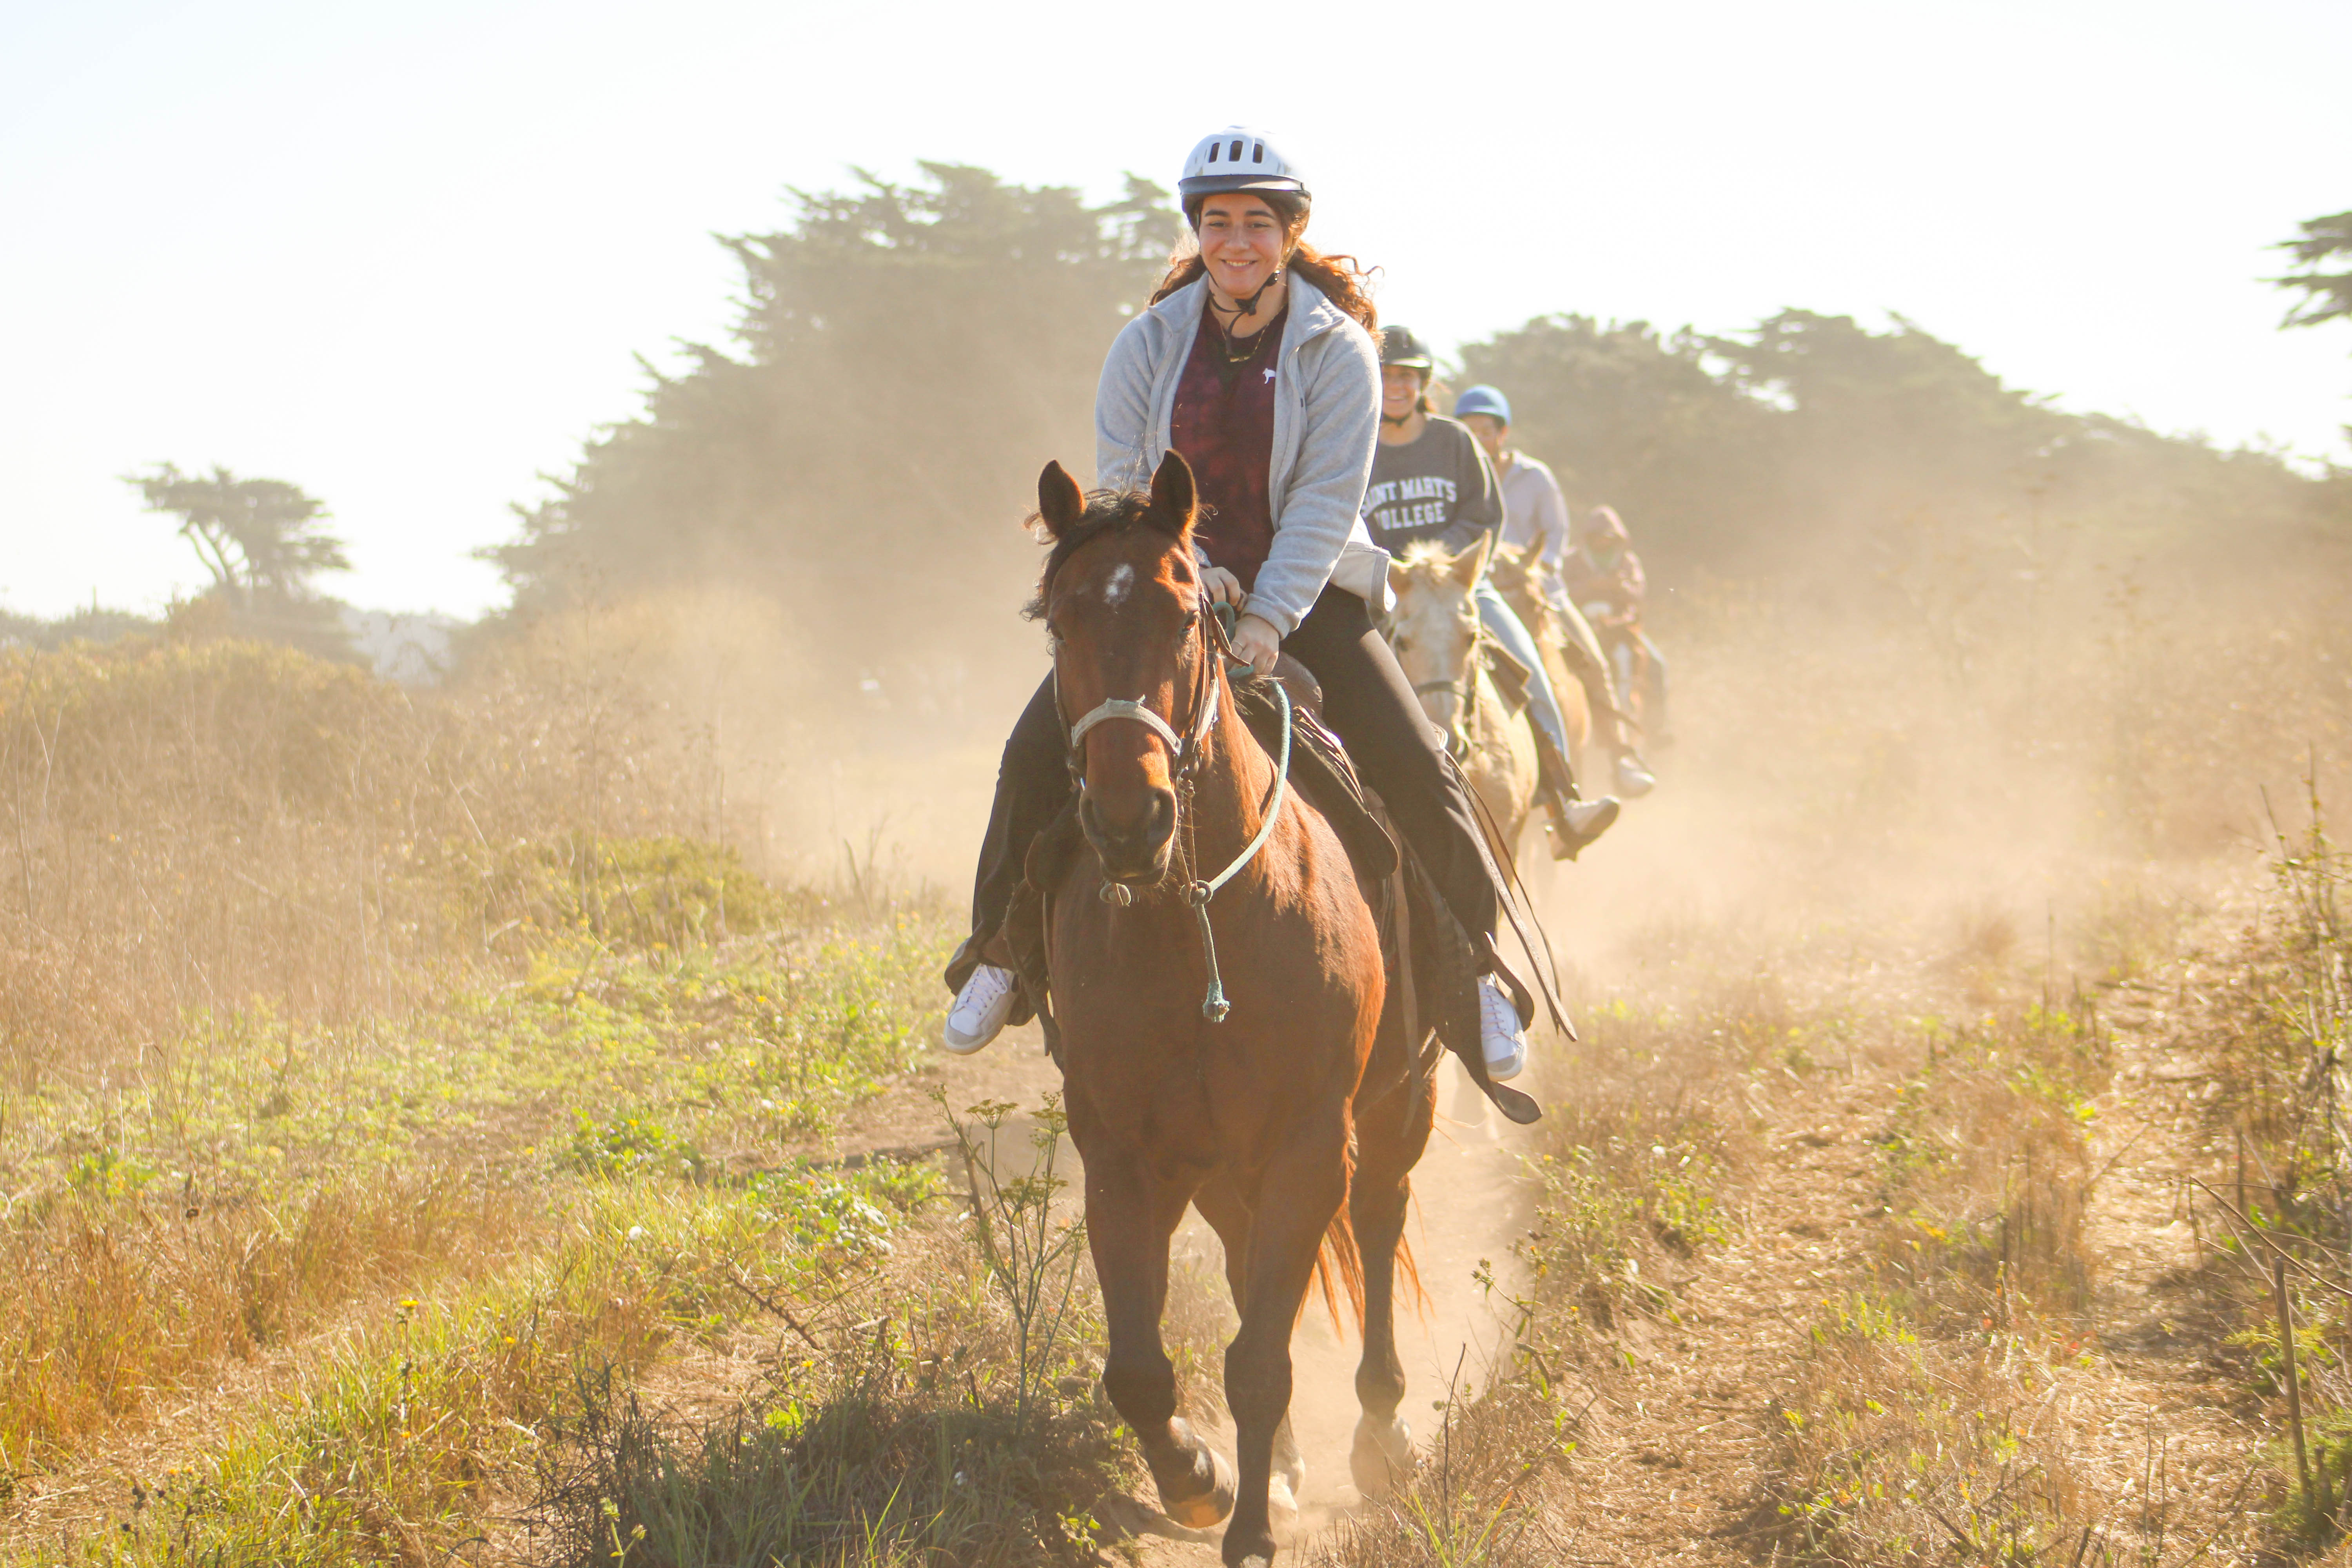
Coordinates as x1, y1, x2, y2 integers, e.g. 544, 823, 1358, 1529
1195, 192, 1291, 301
1380, 365, 1426, 422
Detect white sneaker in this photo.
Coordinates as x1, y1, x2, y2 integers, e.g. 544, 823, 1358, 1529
1613, 752, 1657, 799
1477, 975, 1527, 1082
944, 964, 1018, 1054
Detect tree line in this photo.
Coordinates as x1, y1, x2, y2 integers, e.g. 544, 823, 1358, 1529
486, 169, 2348, 670
23, 175, 2346, 674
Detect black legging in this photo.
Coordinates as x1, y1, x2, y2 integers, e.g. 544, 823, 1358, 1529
952, 586, 1497, 987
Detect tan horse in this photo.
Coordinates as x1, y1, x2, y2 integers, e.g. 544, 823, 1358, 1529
1384, 537, 1537, 866
1488, 543, 1601, 782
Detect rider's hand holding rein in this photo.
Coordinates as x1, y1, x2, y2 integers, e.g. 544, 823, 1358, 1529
1199, 564, 1279, 678
1229, 612, 1281, 679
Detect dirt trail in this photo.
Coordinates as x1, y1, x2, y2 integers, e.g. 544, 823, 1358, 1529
846, 1024, 1545, 1559
1532, 927, 2271, 1562
824, 875, 2284, 1563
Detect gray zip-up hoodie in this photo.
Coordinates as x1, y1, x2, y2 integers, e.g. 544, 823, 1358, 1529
1094, 274, 1390, 638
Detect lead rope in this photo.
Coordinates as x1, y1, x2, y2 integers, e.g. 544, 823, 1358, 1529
1187, 676, 1292, 1022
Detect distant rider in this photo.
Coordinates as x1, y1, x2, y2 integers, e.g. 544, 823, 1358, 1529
1452, 385, 1656, 797
942, 127, 1539, 1087
1566, 505, 1671, 748
1361, 330, 1619, 858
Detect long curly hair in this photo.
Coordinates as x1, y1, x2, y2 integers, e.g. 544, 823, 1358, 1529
1152, 192, 1378, 330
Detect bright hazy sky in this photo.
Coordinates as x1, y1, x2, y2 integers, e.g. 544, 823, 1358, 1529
4, 0, 2347, 620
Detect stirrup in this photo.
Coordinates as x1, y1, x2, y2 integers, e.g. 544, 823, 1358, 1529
1547, 796, 1620, 861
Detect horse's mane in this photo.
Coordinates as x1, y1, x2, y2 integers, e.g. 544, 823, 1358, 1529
1394, 540, 1460, 574
1390, 540, 1479, 608
1022, 489, 1183, 621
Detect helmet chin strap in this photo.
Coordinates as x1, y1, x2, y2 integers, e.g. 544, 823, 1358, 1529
1211, 267, 1281, 322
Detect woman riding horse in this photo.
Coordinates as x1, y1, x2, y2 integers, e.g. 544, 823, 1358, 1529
1360, 334, 1622, 858
945, 127, 1534, 1084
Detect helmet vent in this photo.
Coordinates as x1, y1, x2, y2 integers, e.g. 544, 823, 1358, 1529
1207, 143, 1220, 163
1228, 138, 1243, 160
1251, 142, 1264, 162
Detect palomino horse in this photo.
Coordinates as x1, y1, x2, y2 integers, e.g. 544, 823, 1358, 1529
1032, 454, 1433, 1567
1384, 537, 1538, 864
1488, 542, 1599, 782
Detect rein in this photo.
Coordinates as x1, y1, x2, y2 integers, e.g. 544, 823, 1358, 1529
1059, 601, 1294, 1024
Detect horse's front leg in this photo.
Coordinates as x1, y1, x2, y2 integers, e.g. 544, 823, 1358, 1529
1348, 1068, 1436, 1498
1072, 1099, 1231, 1528
1222, 1099, 1352, 1568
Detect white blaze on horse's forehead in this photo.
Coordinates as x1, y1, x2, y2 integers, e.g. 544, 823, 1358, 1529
1101, 563, 1135, 609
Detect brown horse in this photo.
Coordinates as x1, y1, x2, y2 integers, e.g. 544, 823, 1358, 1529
1384, 537, 1538, 864
1031, 454, 1433, 1567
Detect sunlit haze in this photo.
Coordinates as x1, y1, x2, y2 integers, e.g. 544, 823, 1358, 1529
4, 0, 2346, 619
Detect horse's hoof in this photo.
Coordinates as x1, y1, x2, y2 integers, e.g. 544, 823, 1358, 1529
1350, 1415, 1416, 1498
1275, 1444, 1306, 1504
1267, 1472, 1299, 1532
1162, 1445, 1236, 1529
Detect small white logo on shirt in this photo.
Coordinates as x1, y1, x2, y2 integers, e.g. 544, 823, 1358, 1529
1262, 367, 1277, 383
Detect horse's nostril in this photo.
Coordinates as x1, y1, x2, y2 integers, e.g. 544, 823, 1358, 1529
1082, 789, 1177, 868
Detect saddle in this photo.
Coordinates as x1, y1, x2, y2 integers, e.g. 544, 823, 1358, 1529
1000, 662, 1552, 1127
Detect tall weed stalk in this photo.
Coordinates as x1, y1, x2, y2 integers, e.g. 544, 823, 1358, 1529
940, 1094, 1089, 1434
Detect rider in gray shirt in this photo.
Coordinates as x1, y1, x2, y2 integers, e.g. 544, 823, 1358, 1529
1367, 327, 1619, 859
1363, 410, 1499, 555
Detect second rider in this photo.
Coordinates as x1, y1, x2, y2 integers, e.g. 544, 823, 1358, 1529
1360, 332, 1621, 858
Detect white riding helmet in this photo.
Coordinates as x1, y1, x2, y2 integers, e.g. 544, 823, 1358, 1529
1177, 127, 1309, 218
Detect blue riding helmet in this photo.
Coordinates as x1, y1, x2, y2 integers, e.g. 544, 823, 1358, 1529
1453, 385, 1512, 425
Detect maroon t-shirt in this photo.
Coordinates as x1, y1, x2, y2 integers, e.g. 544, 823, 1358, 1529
1168, 306, 1285, 588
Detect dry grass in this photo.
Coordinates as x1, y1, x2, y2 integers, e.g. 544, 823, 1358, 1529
1755, 1002, 2121, 1561
0, 1170, 530, 1469
526, 1216, 1137, 1568
0, 626, 955, 1557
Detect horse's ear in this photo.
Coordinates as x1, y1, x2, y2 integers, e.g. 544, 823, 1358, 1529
1036, 462, 1086, 538
1142, 450, 1197, 540
1450, 531, 1494, 588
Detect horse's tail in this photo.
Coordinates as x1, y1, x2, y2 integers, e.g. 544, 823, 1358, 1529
1309, 1142, 1369, 1335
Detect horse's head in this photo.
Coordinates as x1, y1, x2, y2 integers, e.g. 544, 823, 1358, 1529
1033, 452, 1210, 887
1487, 542, 1531, 601
1385, 535, 1490, 750
1486, 542, 1552, 637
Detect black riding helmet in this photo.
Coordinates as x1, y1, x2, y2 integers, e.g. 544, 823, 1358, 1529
1378, 325, 1434, 373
